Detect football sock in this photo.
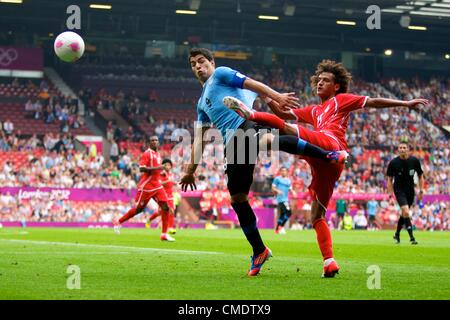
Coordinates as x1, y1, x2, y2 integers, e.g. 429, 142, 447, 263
250, 112, 286, 131
148, 212, 160, 222
313, 218, 333, 260
231, 201, 266, 256
168, 212, 175, 229
403, 217, 415, 240
160, 209, 169, 234
279, 135, 331, 161
119, 207, 138, 224
281, 211, 292, 227
396, 216, 404, 236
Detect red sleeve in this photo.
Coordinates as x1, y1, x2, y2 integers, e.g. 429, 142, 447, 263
291, 105, 315, 124
336, 93, 368, 113
139, 151, 151, 168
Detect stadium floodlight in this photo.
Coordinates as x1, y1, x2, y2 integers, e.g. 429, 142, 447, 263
382, 9, 404, 13
384, 49, 393, 56
336, 20, 356, 26
445, 54, 450, 59
176, 10, 197, 15
408, 25, 427, 30
89, 4, 112, 10
420, 7, 450, 13
258, 15, 279, 20
411, 10, 450, 17
0, 0, 23, 3
396, 5, 414, 10
431, 3, 450, 8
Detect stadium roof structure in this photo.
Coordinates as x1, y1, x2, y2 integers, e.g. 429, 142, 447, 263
1, 0, 449, 54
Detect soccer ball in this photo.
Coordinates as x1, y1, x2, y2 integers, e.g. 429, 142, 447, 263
54, 31, 85, 62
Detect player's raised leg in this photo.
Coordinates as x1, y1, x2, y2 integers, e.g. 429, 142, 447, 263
224, 96, 350, 167
114, 191, 149, 234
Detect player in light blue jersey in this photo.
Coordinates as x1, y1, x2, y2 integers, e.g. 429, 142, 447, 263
179, 48, 348, 276
272, 167, 296, 234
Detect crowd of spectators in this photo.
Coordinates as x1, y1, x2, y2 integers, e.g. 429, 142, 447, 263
0, 64, 448, 228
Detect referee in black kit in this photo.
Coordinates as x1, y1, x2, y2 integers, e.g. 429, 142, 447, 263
386, 142, 424, 245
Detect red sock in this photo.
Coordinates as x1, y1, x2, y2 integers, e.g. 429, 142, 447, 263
161, 210, 169, 234
148, 212, 160, 222
168, 213, 175, 228
313, 218, 333, 260
251, 112, 286, 131
119, 208, 138, 224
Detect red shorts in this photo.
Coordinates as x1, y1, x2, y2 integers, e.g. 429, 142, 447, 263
135, 186, 168, 210
297, 126, 345, 209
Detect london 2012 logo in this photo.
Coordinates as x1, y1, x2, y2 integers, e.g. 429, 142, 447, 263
0, 48, 18, 67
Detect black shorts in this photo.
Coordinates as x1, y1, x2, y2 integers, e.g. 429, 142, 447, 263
394, 190, 415, 207
277, 201, 292, 216
224, 120, 272, 196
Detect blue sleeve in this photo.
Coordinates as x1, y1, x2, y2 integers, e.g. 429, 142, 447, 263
272, 177, 279, 187
214, 66, 247, 89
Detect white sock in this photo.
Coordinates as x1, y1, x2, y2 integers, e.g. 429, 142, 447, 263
324, 258, 335, 266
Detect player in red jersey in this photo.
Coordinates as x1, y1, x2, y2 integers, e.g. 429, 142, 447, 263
147, 158, 177, 235
224, 59, 429, 277
114, 136, 175, 242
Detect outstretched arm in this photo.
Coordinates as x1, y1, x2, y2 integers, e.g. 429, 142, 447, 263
264, 97, 297, 120
243, 78, 300, 110
366, 97, 429, 110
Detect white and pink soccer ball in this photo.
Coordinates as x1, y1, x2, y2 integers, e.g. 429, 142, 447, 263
54, 31, 85, 63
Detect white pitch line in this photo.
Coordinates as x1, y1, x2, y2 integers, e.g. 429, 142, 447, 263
0, 239, 223, 255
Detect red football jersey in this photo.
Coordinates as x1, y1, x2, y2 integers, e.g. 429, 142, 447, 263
160, 171, 174, 200
137, 148, 163, 191
292, 93, 368, 150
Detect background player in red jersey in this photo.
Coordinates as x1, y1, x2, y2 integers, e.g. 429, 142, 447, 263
225, 59, 429, 277
147, 158, 177, 235
114, 136, 175, 242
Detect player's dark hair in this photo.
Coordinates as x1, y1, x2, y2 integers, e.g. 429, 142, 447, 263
188, 48, 214, 63
162, 158, 172, 166
310, 59, 352, 95
398, 142, 410, 149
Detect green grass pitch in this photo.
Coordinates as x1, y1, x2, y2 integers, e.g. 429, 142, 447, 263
0, 227, 449, 300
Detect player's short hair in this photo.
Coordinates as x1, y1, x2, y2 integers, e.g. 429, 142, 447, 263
162, 158, 172, 166
310, 59, 352, 95
398, 141, 410, 149
188, 48, 214, 63
280, 166, 288, 171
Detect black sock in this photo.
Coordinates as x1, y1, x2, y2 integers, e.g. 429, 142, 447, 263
403, 217, 415, 240
396, 216, 404, 235
279, 135, 330, 161
280, 211, 292, 227
231, 201, 266, 256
